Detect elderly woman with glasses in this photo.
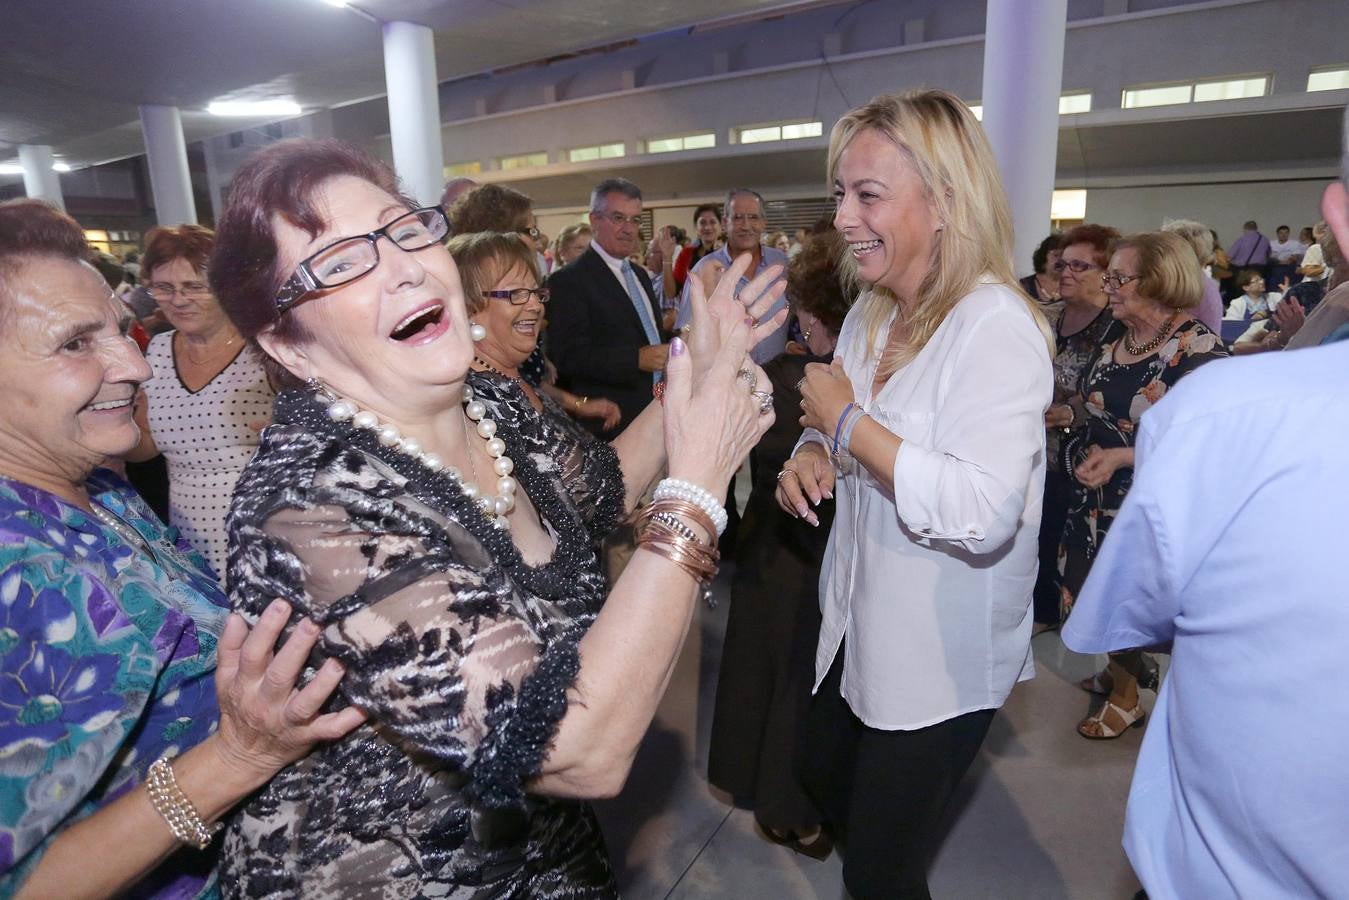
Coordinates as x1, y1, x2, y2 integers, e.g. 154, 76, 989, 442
0, 199, 361, 899
210, 138, 785, 896
449, 184, 623, 432
1059, 231, 1227, 740
1035, 224, 1121, 630
127, 225, 275, 578
450, 231, 621, 433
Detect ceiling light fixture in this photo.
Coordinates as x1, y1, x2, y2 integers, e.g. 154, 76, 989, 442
207, 99, 303, 117
321, 0, 348, 6
0, 161, 73, 175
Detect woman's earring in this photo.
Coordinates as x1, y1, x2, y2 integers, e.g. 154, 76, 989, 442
469, 322, 487, 341
802, 326, 814, 341
936, 221, 946, 232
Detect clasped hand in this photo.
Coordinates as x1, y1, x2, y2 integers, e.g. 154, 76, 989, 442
1074, 444, 1129, 489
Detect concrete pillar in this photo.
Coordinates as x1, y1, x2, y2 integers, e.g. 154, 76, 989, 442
382, 21, 444, 207
138, 105, 198, 225
18, 145, 65, 210
981, 0, 1068, 276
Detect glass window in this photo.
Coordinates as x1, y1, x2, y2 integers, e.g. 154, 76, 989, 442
683, 132, 716, 150
498, 152, 548, 170
1123, 84, 1193, 108
645, 133, 716, 154
1193, 76, 1268, 102
781, 121, 823, 139
738, 125, 781, 144
443, 161, 482, 178
1308, 68, 1349, 92
967, 103, 983, 121
1050, 189, 1087, 221
1059, 93, 1092, 114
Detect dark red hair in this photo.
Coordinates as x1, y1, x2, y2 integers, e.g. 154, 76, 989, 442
141, 224, 215, 284
1059, 223, 1121, 270
209, 138, 413, 350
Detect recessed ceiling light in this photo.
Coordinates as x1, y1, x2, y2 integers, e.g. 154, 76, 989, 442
0, 162, 72, 175
207, 99, 303, 117
52, 162, 72, 173
322, 0, 348, 6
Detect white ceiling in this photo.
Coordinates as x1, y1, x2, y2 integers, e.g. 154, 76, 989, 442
0, 0, 819, 167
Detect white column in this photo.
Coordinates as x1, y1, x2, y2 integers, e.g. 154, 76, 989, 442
138, 104, 198, 225
382, 20, 445, 207
18, 145, 64, 210
981, 0, 1068, 277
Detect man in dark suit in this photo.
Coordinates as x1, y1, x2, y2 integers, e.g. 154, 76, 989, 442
548, 177, 668, 436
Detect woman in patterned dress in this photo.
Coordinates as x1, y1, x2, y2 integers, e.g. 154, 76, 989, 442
209, 138, 785, 897
128, 225, 275, 579
0, 199, 362, 897
1059, 231, 1229, 739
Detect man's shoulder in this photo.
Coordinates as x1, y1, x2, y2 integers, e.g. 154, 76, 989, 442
688, 247, 728, 271
547, 249, 598, 290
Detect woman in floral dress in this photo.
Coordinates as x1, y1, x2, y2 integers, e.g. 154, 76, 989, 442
1060, 232, 1228, 739
0, 199, 360, 898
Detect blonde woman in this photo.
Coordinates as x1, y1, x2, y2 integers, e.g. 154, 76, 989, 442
776, 91, 1053, 897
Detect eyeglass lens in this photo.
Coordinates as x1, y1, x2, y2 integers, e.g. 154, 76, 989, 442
309, 208, 447, 288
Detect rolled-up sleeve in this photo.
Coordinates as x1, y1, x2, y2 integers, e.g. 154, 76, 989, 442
890, 308, 1051, 553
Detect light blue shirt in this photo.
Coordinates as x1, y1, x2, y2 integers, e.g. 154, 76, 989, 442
1063, 342, 1349, 900
674, 245, 789, 364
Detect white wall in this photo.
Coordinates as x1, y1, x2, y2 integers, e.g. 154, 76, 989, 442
1084, 179, 1328, 245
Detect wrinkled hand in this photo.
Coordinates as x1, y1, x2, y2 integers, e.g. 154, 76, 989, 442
211, 599, 366, 787
1272, 296, 1305, 340
662, 322, 772, 501
1044, 404, 1074, 429
798, 357, 856, 436
683, 253, 787, 377
775, 443, 834, 527
1075, 445, 1129, 489
638, 343, 670, 373
579, 397, 622, 432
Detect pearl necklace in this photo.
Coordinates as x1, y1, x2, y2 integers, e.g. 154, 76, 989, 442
315, 383, 519, 526
474, 355, 523, 384
1123, 313, 1177, 356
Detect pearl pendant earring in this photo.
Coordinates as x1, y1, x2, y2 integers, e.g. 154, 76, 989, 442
470, 322, 487, 341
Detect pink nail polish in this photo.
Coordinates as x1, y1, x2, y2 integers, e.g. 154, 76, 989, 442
671, 336, 685, 356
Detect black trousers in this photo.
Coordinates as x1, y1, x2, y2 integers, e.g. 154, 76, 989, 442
1033, 467, 1074, 624
799, 652, 994, 900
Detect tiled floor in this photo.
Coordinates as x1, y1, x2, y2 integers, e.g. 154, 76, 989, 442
592, 571, 1153, 899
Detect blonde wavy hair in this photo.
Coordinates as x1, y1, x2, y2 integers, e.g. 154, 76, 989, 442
828, 90, 1051, 378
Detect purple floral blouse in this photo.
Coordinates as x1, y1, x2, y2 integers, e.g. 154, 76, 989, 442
0, 470, 228, 898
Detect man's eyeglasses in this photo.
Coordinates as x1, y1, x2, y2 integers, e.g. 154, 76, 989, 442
483, 287, 550, 306
729, 213, 764, 225
275, 206, 450, 313
596, 211, 642, 228
1053, 259, 1099, 274
147, 282, 212, 300
1102, 271, 1144, 290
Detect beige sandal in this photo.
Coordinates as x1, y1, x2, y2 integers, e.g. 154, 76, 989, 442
1077, 699, 1145, 740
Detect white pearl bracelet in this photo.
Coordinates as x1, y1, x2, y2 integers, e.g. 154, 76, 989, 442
653, 478, 728, 536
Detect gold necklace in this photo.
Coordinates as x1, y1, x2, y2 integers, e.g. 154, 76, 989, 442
1123, 313, 1176, 356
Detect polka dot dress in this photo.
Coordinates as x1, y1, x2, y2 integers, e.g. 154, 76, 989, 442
144, 332, 275, 580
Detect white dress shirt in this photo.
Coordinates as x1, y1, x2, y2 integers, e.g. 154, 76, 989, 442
1063, 342, 1349, 899
800, 281, 1053, 730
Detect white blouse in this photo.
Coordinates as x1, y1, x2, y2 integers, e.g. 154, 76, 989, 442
800, 281, 1053, 730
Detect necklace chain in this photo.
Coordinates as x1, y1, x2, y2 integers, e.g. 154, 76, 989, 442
473, 355, 522, 383
1123, 313, 1176, 356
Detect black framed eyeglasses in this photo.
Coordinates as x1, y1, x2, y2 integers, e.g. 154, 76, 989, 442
1054, 259, 1099, 274
274, 206, 451, 313
483, 287, 550, 305
1102, 271, 1144, 290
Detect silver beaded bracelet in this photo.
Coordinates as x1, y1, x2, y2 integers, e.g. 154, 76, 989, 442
653, 478, 729, 536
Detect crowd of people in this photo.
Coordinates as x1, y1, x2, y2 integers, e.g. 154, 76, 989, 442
0, 88, 1345, 899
